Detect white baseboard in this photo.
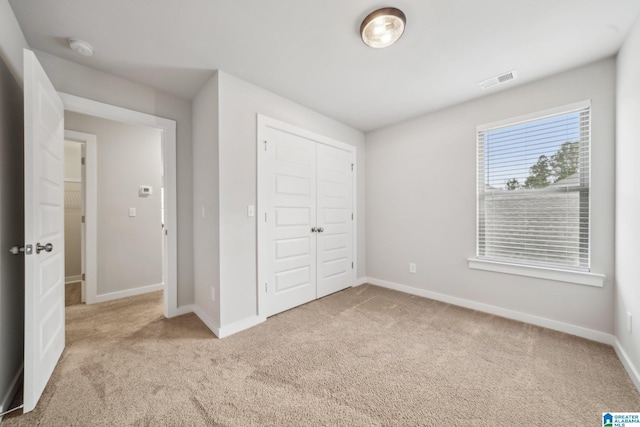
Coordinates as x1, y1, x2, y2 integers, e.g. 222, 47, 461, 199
352, 277, 368, 287
192, 305, 221, 337
0, 363, 23, 422
366, 277, 614, 345
90, 283, 164, 304
169, 304, 195, 317
192, 305, 266, 339
65, 275, 82, 284
613, 338, 640, 394
218, 315, 266, 339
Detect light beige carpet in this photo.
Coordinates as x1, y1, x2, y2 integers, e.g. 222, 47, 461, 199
4, 285, 639, 426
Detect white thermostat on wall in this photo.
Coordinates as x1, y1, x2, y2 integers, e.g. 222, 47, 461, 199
139, 185, 153, 197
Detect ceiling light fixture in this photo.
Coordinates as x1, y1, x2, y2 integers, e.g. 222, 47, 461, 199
360, 7, 406, 48
68, 38, 94, 56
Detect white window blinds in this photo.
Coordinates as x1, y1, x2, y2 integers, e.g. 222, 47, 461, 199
476, 102, 591, 271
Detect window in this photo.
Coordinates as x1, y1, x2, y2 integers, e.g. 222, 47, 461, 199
476, 101, 590, 271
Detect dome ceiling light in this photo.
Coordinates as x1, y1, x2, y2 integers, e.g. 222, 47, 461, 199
360, 7, 406, 48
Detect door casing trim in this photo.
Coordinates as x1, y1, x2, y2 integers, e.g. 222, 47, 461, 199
59, 92, 179, 318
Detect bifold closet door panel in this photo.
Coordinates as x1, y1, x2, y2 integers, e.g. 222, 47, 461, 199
316, 143, 353, 298
264, 129, 318, 316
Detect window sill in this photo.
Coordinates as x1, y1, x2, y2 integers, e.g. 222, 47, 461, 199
467, 258, 605, 288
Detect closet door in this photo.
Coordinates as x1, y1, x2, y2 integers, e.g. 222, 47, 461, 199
316, 143, 354, 298
264, 128, 317, 316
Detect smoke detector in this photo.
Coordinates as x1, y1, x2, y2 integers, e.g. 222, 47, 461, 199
479, 70, 517, 90
68, 38, 94, 56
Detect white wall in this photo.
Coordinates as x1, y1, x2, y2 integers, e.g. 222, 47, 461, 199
216, 71, 366, 328
616, 16, 640, 388
0, 0, 28, 416
192, 73, 221, 327
0, 52, 25, 417
65, 112, 163, 296
33, 50, 195, 307
366, 58, 615, 336
0, 0, 28, 85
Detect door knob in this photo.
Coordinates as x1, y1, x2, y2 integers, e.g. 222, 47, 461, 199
311, 227, 318, 233
9, 245, 25, 255
317, 227, 324, 233
11, 245, 33, 255
36, 242, 53, 254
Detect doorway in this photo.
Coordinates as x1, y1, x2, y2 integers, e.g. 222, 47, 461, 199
59, 93, 179, 318
63, 137, 86, 306
63, 130, 96, 308
65, 112, 164, 306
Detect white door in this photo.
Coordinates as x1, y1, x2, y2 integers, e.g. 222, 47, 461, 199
23, 49, 65, 413
316, 143, 354, 298
264, 128, 317, 316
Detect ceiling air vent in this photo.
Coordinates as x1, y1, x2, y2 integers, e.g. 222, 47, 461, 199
479, 70, 518, 90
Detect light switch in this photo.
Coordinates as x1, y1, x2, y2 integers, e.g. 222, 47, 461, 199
129, 208, 136, 217
248, 205, 255, 217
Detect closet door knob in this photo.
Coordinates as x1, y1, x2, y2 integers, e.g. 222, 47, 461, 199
311, 227, 318, 233
317, 227, 324, 233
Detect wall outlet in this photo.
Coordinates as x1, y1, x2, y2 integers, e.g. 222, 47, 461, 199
627, 312, 633, 334
247, 205, 255, 217
211, 287, 216, 302
129, 207, 136, 217
409, 263, 416, 273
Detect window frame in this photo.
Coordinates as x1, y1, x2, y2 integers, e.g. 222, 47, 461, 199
469, 100, 604, 287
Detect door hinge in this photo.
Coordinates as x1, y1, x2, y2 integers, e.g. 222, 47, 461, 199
351, 213, 354, 220
81, 215, 85, 223
265, 282, 268, 292
265, 212, 267, 222
82, 273, 85, 281
352, 262, 354, 269
81, 157, 86, 165
264, 140, 268, 151
351, 163, 354, 171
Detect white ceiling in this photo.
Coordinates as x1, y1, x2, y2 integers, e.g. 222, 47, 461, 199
9, 0, 640, 132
